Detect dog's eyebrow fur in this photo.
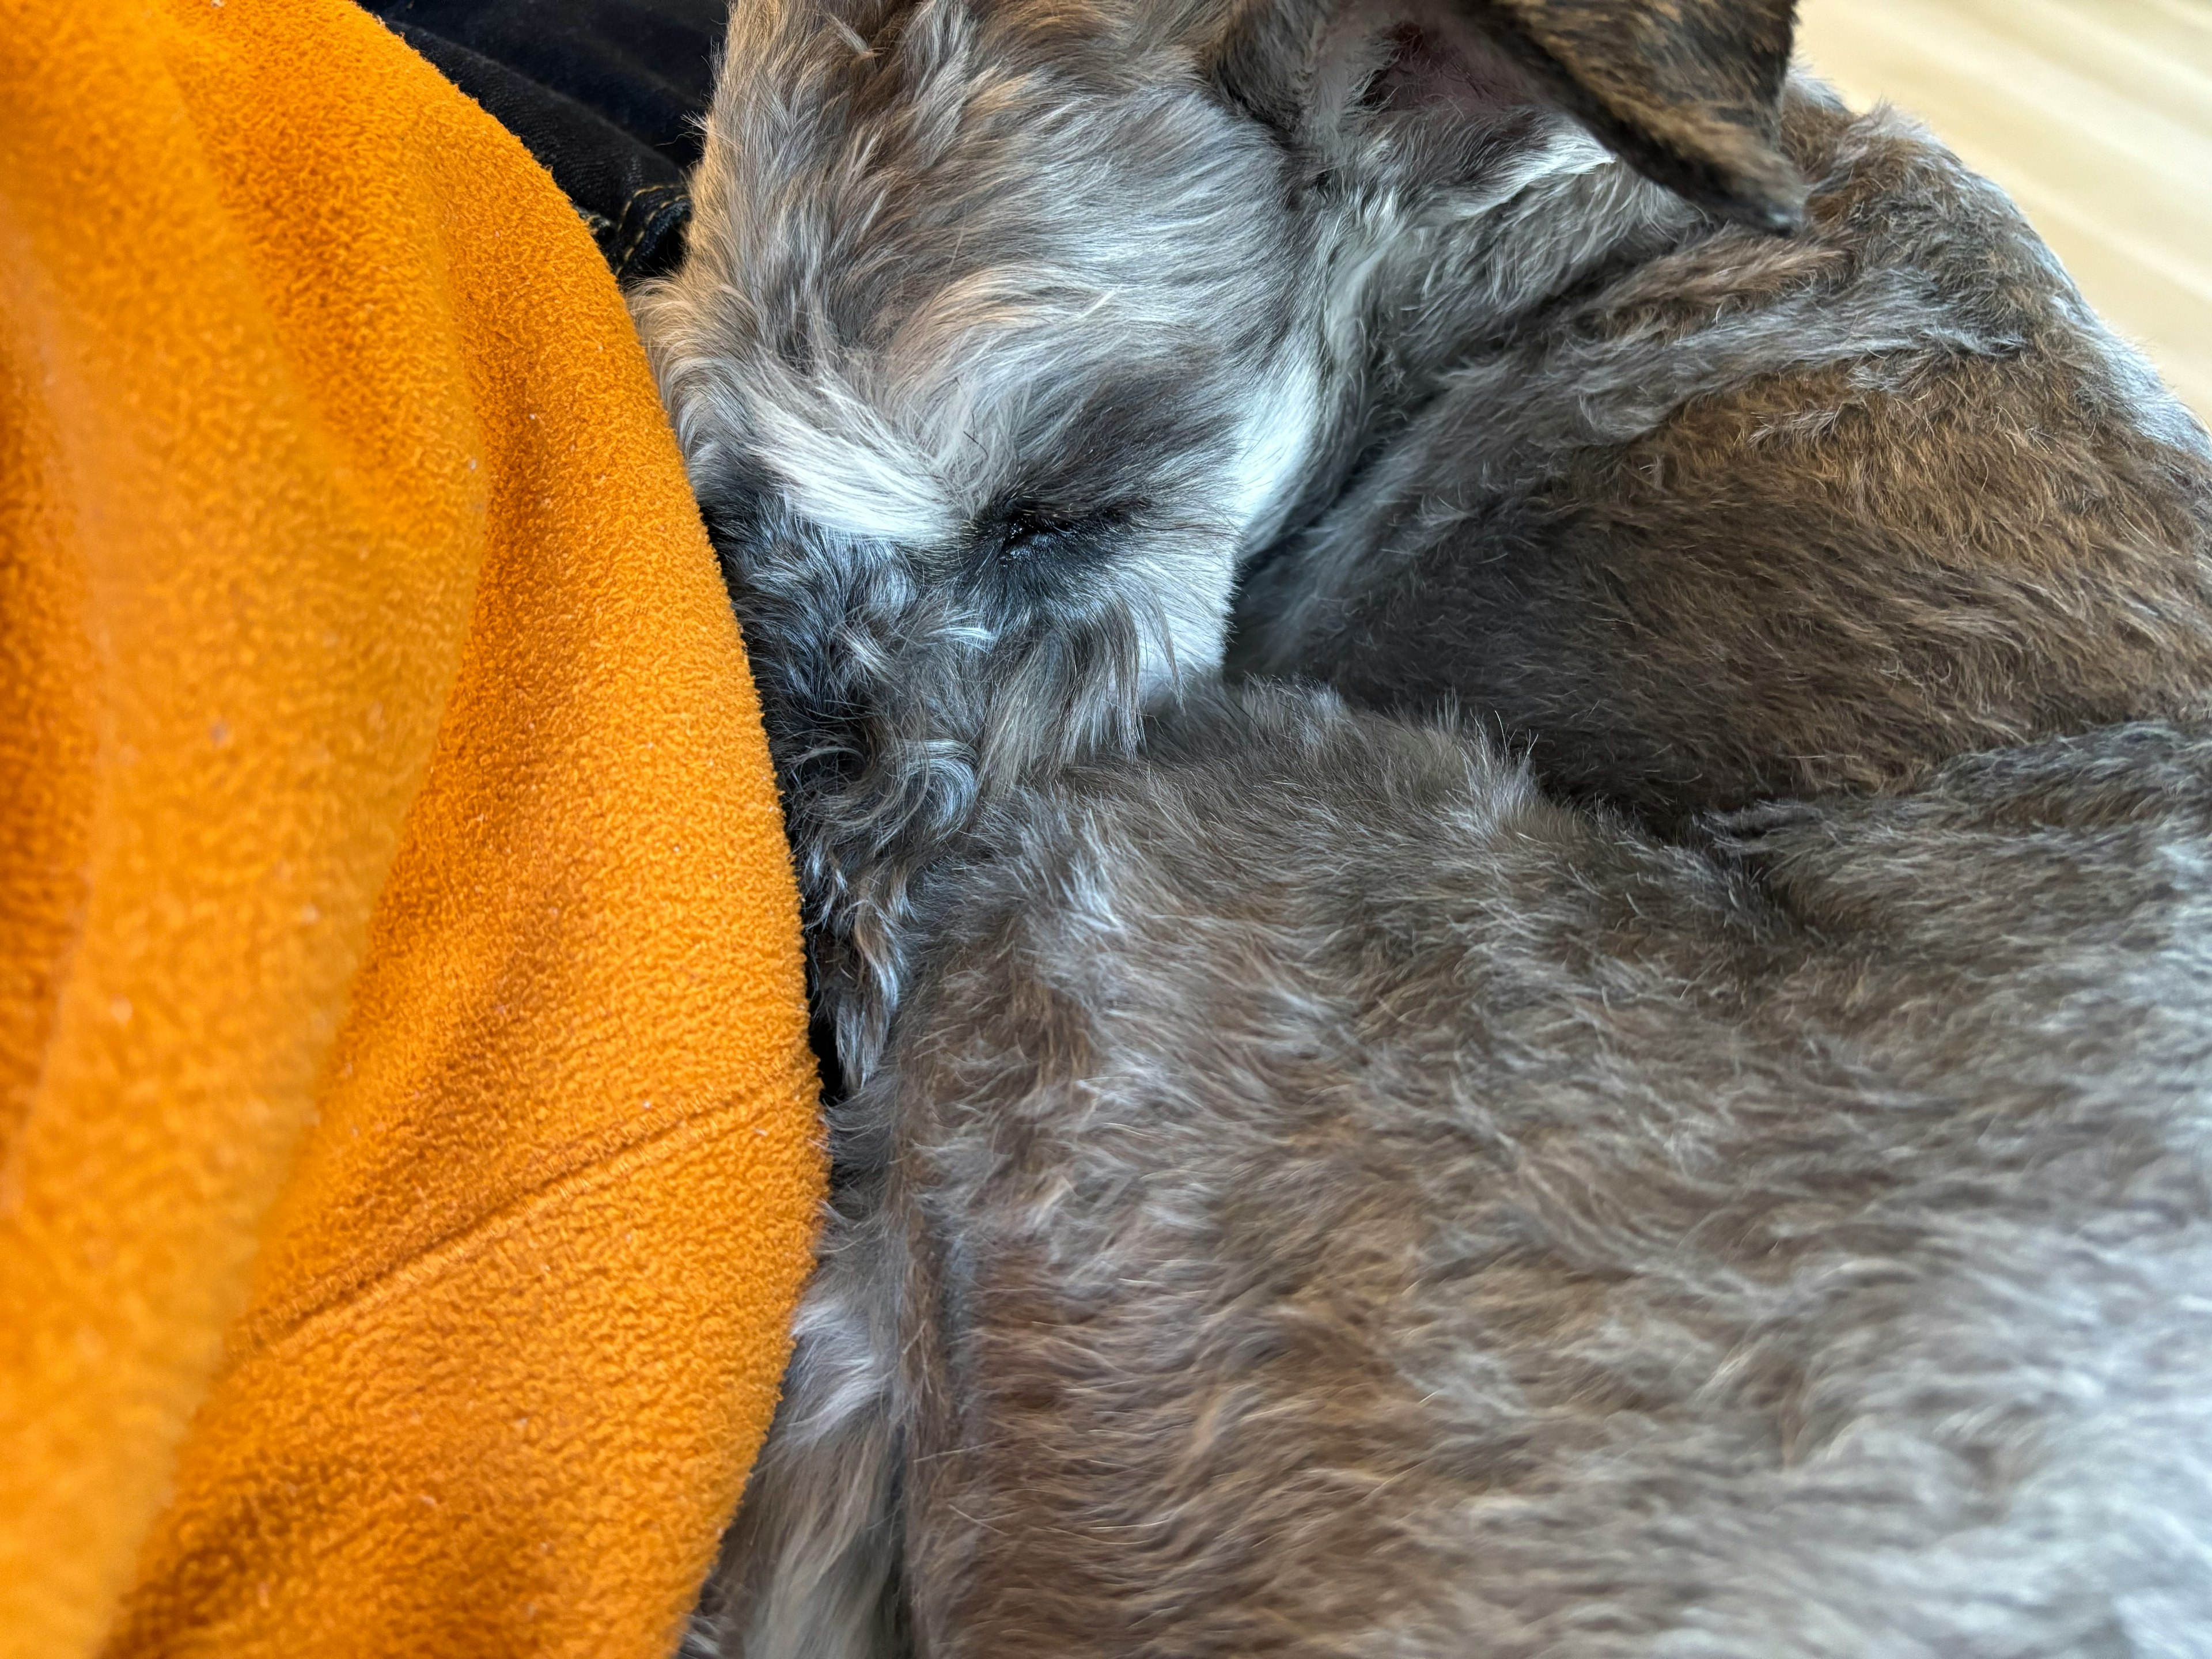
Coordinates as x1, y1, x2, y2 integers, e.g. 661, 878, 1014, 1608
982, 369, 1248, 516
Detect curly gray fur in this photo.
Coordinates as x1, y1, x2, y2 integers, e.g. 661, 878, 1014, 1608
636, 0, 2212, 1653
700, 692, 2212, 1658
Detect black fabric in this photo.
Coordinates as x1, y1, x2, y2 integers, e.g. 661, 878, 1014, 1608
365, 0, 726, 286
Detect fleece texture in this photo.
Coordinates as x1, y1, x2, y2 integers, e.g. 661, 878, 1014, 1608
0, 2, 824, 1657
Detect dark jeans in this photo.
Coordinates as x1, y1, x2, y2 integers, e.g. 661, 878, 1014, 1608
364, 0, 724, 286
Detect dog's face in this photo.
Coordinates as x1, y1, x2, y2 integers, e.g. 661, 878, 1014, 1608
638, 0, 1801, 779
642, 0, 1318, 728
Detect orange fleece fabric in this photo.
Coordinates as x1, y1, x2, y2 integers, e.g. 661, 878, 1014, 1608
0, 2, 825, 1656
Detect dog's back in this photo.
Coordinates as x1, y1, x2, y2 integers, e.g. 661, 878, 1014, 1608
1233, 82, 2212, 830
713, 691, 2212, 1657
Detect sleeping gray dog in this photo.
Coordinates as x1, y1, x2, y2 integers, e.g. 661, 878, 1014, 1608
635, 0, 2212, 1653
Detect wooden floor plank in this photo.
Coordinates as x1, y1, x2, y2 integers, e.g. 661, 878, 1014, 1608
1798, 0, 2212, 419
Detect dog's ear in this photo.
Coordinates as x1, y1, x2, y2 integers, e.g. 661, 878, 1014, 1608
1208, 0, 1804, 231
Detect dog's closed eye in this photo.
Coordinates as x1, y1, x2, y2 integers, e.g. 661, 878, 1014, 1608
973, 499, 1137, 570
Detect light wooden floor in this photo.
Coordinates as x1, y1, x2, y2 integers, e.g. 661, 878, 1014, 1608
1796, 0, 2212, 421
